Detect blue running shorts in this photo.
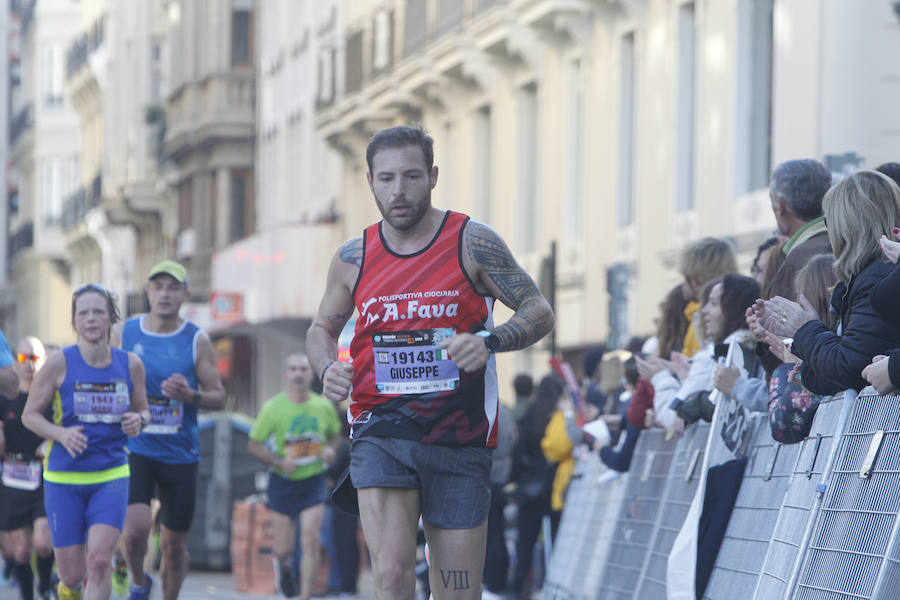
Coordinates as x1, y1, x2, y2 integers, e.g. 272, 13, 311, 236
44, 477, 129, 547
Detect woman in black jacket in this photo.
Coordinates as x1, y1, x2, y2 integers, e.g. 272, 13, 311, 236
756, 170, 900, 395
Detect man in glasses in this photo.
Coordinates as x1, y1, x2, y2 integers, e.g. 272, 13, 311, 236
0, 336, 55, 600
0, 329, 18, 399
112, 261, 225, 600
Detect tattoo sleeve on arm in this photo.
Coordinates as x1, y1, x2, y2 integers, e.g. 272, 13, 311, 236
339, 237, 363, 268
466, 222, 554, 352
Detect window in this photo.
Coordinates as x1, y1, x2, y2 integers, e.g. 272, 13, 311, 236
231, 9, 253, 66
566, 58, 585, 242
473, 106, 492, 225
149, 41, 163, 102
230, 169, 255, 241
517, 83, 539, 252
41, 43, 64, 107
735, 0, 773, 193
373, 10, 393, 72
618, 33, 636, 227
178, 178, 193, 231
676, 2, 696, 212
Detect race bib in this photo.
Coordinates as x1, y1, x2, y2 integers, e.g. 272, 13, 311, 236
73, 381, 130, 423
1, 457, 42, 491
373, 328, 460, 394
283, 434, 323, 467
145, 397, 184, 434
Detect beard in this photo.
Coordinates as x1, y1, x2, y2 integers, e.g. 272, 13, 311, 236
376, 192, 431, 231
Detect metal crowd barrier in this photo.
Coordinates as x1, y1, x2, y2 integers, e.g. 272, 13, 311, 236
634, 421, 711, 600
595, 429, 675, 599
539, 388, 900, 600
542, 429, 671, 599
754, 391, 855, 599
702, 412, 801, 599
793, 391, 900, 599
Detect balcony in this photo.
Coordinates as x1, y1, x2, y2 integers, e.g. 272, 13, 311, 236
163, 70, 255, 163
66, 15, 105, 81
9, 103, 33, 147
19, 0, 35, 35
61, 172, 103, 232
8, 222, 33, 258
316, 0, 593, 150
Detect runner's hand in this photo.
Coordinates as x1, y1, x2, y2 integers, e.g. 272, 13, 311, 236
161, 373, 193, 403
58, 425, 87, 457
322, 362, 353, 402
321, 445, 336, 465
441, 333, 489, 373
121, 412, 143, 437
277, 456, 296, 474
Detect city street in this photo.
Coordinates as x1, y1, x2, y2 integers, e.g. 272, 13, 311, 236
0, 569, 376, 600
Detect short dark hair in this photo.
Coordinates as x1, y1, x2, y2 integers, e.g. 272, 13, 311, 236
770, 159, 832, 221
716, 273, 761, 343
366, 125, 434, 174
513, 373, 534, 397
875, 162, 900, 189
623, 357, 639, 387
582, 348, 605, 379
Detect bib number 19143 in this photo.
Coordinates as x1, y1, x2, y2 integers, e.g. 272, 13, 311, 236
373, 328, 460, 394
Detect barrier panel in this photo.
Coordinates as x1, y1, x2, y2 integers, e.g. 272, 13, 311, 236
634, 422, 711, 600
542, 430, 671, 600
793, 392, 900, 600
702, 413, 797, 599
543, 451, 610, 600
595, 429, 675, 599
754, 391, 854, 599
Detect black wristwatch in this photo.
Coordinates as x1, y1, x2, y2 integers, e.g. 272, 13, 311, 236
477, 330, 501, 354
139, 414, 148, 430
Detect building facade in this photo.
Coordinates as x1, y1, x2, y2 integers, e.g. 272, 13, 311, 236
314, 0, 900, 387
63, 0, 175, 320
210, 0, 345, 409
3, 0, 82, 345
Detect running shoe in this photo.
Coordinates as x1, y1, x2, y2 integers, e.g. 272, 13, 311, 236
275, 560, 298, 598
111, 563, 129, 597
127, 574, 153, 600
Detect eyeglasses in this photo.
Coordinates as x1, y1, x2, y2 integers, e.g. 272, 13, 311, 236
16, 353, 40, 363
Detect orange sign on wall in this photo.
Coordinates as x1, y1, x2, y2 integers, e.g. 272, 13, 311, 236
211, 291, 244, 323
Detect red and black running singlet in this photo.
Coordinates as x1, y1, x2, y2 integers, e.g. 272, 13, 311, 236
349, 211, 499, 448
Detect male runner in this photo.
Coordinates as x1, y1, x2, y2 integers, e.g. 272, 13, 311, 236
113, 261, 225, 600
248, 352, 341, 600
0, 336, 55, 600
307, 125, 554, 600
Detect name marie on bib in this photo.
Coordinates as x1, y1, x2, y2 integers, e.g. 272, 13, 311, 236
73, 380, 130, 423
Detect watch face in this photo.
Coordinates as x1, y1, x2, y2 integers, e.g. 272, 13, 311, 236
486, 333, 501, 353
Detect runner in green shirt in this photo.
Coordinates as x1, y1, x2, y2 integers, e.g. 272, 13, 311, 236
248, 352, 341, 600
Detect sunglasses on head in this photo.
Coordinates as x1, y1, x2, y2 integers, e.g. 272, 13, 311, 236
16, 353, 40, 363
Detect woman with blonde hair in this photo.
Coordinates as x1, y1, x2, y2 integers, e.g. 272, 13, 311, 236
756, 170, 900, 395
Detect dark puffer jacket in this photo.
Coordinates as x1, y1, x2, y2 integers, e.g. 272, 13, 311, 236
869, 261, 900, 389
792, 257, 900, 395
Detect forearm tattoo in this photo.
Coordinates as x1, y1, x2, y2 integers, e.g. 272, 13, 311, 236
339, 237, 363, 267
466, 222, 554, 352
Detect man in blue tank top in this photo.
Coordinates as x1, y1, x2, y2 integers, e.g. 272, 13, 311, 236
112, 261, 225, 600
